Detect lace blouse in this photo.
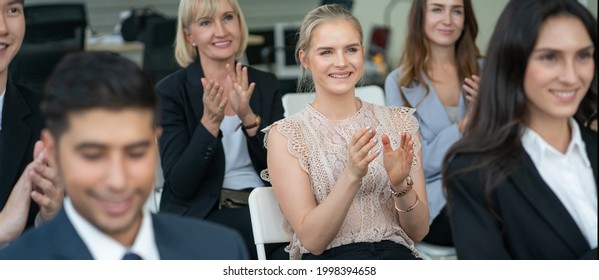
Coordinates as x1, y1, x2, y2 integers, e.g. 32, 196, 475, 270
264, 101, 422, 260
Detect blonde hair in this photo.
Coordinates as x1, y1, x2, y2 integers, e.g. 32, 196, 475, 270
295, 4, 363, 92
175, 0, 249, 67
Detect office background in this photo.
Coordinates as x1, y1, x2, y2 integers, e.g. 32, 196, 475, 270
23, 0, 598, 72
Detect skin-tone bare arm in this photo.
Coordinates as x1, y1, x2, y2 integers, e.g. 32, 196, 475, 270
268, 126, 380, 255
0, 162, 34, 245
383, 133, 429, 241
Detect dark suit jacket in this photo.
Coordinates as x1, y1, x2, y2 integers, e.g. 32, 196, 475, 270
156, 60, 284, 219
446, 126, 598, 259
0, 207, 249, 259
0, 76, 44, 228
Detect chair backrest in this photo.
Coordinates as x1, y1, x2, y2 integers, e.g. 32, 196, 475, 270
10, 3, 87, 91
23, 3, 87, 50
248, 187, 291, 260
282, 85, 386, 117
142, 17, 180, 84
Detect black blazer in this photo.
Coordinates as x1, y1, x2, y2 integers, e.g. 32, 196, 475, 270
447, 126, 598, 260
156, 60, 284, 219
0, 208, 249, 260
0, 76, 44, 228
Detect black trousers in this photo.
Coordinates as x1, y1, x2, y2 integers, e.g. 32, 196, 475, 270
302, 240, 420, 260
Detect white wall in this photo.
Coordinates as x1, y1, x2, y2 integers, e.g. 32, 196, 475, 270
352, 0, 509, 68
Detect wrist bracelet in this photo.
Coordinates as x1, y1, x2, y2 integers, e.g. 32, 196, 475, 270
389, 176, 414, 197
394, 193, 420, 213
244, 114, 261, 130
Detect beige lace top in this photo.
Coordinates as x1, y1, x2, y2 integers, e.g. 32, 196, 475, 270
264, 101, 422, 260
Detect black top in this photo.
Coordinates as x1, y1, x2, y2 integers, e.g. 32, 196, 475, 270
0, 75, 44, 228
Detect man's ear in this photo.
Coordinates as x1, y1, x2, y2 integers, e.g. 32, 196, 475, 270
41, 129, 57, 163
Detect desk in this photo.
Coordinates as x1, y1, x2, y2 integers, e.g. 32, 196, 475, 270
86, 35, 145, 66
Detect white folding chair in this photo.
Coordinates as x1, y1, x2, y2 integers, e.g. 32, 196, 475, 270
415, 242, 457, 260
355, 84, 385, 106
248, 187, 291, 260
282, 85, 386, 117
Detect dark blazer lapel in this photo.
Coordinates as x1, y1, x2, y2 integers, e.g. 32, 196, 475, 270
401, 74, 452, 133
185, 60, 205, 124
49, 208, 94, 260
580, 127, 597, 186
1, 81, 32, 198
510, 150, 589, 254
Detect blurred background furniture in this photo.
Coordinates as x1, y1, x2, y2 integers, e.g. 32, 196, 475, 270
10, 3, 87, 92
141, 17, 180, 84
281, 85, 385, 117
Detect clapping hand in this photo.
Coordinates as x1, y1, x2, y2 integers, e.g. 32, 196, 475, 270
201, 78, 228, 136
226, 62, 255, 121
347, 127, 380, 179
381, 132, 414, 187
29, 140, 64, 223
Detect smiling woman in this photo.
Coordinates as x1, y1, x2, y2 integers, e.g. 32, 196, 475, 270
443, 0, 598, 259
155, 0, 285, 260
264, 4, 430, 260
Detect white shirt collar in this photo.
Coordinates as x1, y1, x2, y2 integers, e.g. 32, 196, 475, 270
0, 88, 6, 132
64, 197, 161, 260
522, 118, 590, 167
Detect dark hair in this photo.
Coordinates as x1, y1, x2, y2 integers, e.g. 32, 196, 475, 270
443, 0, 597, 211
397, 0, 480, 107
41, 51, 159, 137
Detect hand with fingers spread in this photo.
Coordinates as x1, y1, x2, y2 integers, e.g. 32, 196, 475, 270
381, 132, 414, 188
29, 140, 64, 223
226, 62, 256, 123
201, 78, 228, 137
346, 126, 380, 179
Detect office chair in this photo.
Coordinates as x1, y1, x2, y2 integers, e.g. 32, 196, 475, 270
248, 187, 291, 260
142, 17, 180, 84
281, 85, 386, 117
9, 3, 87, 91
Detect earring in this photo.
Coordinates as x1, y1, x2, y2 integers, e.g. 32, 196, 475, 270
192, 43, 196, 47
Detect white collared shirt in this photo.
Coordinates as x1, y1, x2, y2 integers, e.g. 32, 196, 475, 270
522, 119, 597, 248
64, 197, 161, 260
0, 88, 6, 132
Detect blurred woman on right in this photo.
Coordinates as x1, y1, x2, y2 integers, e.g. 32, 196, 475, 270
385, 0, 481, 246
443, 0, 597, 259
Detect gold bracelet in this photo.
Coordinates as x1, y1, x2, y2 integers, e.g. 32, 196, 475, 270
244, 114, 261, 129
394, 193, 420, 213
389, 176, 413, 197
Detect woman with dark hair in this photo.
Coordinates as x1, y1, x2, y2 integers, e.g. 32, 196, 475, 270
443, 0, 597, 259
384, 0, 481, 246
